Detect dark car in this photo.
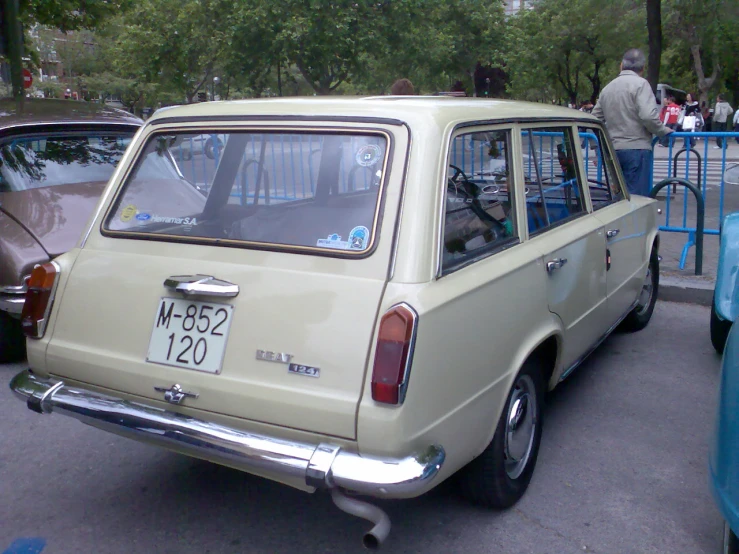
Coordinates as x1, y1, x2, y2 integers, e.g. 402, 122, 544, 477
0, 98, 142, 362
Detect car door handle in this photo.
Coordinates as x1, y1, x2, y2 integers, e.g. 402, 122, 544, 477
606, 229, 620, 238
546, 258, 568, 273
163, 275, 240, 297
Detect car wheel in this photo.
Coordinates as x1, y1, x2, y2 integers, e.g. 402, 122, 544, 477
620, 249, 659, 332
725, 522, 739, 554
457, 357, 545, 509
0, 311, 25, 363
711, 298, 733, 355
204, 137, 222, 159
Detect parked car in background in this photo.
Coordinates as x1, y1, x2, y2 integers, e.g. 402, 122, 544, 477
10, 97, 659, 548
0, 98, 142, 362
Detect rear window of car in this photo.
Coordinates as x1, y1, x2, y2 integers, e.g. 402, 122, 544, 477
104, 131, 390, 255
0, 132, 134, 192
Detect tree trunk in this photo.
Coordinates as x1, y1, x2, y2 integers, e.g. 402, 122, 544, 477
690, 43, 720, 107
646, 0, 662, 92
3, 0, 24, 101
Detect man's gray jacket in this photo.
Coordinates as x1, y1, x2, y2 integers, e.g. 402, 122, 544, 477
592, 70, 672, 150
714, 101, 734, 124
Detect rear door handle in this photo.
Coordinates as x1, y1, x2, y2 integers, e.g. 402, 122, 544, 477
546, 258, 568, 273
164, 275, 239, 298
606, 229, 620, 238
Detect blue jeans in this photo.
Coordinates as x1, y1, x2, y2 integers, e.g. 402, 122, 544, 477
616, 149, 653, 196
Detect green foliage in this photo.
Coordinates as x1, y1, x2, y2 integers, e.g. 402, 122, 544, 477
18, 0, 128, 31
504, 0, 644, 104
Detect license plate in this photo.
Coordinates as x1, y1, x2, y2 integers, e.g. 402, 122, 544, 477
147, 297, 234, 374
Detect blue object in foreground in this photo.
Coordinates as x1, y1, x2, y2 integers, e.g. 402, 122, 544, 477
2, 538, 46, 554
710, 321, 739, 552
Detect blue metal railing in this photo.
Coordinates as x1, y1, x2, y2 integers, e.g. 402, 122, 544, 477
650, 131, 739, 270
173, 134, 382, 205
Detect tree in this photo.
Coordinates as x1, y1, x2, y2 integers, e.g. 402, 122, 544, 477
646, 0, 662, 92
504, 0, 643, 104
108, 0, 227, 103
662, 0, 735, 106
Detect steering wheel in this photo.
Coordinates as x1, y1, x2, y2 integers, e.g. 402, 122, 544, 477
448, 164, 472, 186
448, 165, 509, 237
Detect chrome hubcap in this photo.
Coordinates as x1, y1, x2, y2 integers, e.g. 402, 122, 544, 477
636, 264, 654, 315
504, 374, 537, 479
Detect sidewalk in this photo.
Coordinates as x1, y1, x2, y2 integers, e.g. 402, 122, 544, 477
650, 137, 739, 305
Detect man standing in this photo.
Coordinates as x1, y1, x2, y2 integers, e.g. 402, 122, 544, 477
713, 94, 734, 149
592, 49, 673, 195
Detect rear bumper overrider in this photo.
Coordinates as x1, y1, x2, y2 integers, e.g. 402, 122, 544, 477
9, 369, 445, 497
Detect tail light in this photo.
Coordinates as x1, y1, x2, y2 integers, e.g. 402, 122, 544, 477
21, 262, 60, 339
371, 303, 418, 405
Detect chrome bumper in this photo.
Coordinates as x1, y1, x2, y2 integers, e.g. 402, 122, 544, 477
10, 370, 445, 497
0, 295, 24, 316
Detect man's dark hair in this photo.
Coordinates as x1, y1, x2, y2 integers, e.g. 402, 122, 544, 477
390, 78, 415, 95
621, 49, 646, 73
717, 94, 724, 101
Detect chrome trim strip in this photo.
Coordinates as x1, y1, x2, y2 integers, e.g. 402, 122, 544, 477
387, 123, 412, 282
395, 302, 418, 405
0, 296, 25, 315
558, 299, 639, 382
9, 370, 445, 498
25, 261, 61, 339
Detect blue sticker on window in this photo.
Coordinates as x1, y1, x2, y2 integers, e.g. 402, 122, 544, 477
348, 226, 369, 250
135, 212, 151, 221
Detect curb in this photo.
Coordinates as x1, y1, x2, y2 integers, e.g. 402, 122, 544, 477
659, 275, 714, 306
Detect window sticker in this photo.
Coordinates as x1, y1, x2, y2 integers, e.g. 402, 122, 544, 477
355, 144, 382, 167
120, 204, 137, 222
135, 212, 151, 222
148, 215, 199, 226
316, 233, 350, 249
348, 226, 369, 250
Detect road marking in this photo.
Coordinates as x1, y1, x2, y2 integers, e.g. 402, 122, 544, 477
2, 538, 46, 554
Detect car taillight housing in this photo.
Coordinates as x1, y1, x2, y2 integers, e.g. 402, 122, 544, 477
371, 303, 418, 405
21, 261, 60, 339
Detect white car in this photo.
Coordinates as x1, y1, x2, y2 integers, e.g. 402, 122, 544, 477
10, 97, 659, 549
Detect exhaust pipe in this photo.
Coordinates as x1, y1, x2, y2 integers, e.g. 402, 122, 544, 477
331, 489, 391, 550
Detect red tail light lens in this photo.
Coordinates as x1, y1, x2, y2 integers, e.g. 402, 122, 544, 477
21, 262, 60, 339
371, 303, 418, 405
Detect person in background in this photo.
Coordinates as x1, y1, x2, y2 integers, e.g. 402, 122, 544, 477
659, 96, 681, 147
678, 93, 702, 148
592, 48, 673, 196
733, 107, 739, 145
713, 94, 735, 149
390, 78, 415, 95
580, 100, 594, 113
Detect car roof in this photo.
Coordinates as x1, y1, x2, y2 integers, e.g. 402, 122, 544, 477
0, 97, 143, 130
148, 96, 600, 129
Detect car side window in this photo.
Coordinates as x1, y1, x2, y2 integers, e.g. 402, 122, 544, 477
442, 129, 517, 271
578, 126, 625, 209
520, 126, 586, 235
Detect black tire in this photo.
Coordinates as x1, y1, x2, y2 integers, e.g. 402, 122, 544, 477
204, 137, 222, 159
0, 311, 25, 363
457, 357, 545, 509
724, 522, 739, 554
620, 249, 659, 332
711, 299, 733, 355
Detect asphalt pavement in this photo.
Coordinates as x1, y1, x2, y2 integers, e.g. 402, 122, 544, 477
0, 302, 724, 554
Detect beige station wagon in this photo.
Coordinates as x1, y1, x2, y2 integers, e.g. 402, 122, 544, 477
10, 97, 659, 549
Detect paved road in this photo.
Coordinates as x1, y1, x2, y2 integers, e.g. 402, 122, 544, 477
0, 302, 723, 554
